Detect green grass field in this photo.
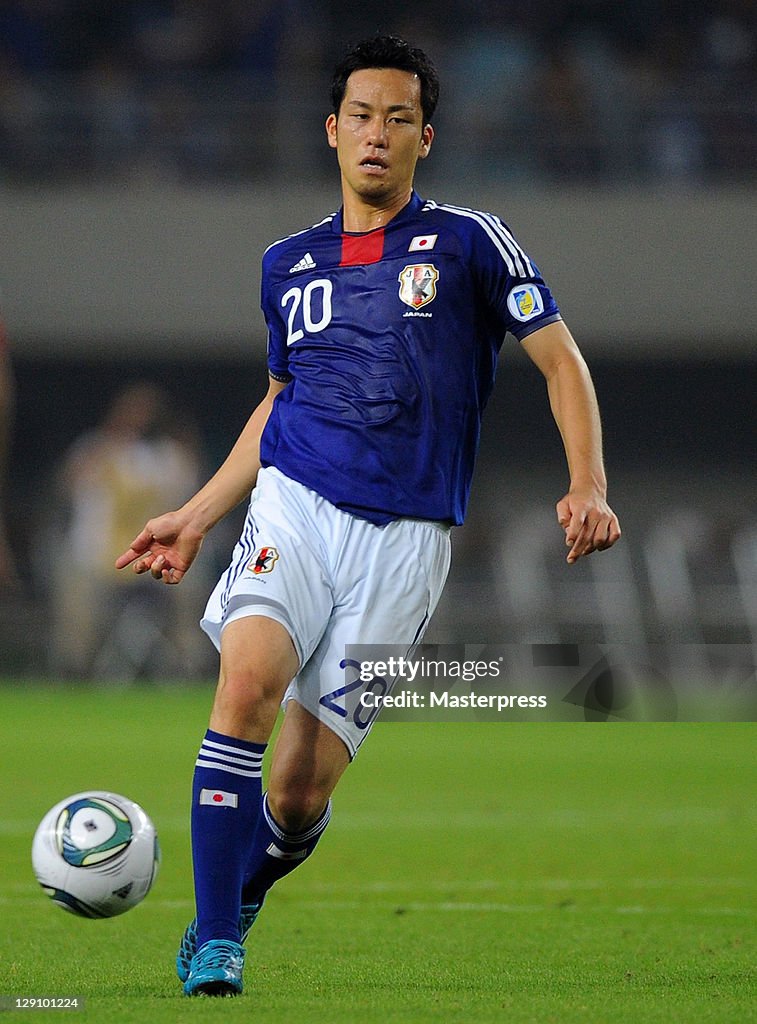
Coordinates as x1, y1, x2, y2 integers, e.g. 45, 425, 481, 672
1, 684, 754, 1023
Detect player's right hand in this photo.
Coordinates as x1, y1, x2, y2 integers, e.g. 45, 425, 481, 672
556, 490, 621, 564
115, 511, 205, 585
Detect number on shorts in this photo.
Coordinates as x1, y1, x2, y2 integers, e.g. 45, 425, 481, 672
320, 659, 389, 731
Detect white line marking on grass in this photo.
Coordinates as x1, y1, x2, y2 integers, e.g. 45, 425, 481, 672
0, 820, 44, 836
7, 876, 754, 897
303, 876, 756, 893
2, 896, 752, 917
0, 817, 189, 837
272, 900, 756, 917
3, 806, 754, 837
329, 807, 756, 830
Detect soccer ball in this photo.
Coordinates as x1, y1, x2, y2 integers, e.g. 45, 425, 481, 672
31, 791, 160, 919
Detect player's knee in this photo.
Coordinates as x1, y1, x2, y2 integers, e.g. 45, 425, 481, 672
267, 784, 328, 834
211, 669, 285, 736
219, 673, 275, 711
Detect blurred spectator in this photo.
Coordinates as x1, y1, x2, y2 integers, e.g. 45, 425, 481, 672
701, 0, 757, 178
442, 4, 539, 183
0, 0, 56, 74
0, 2, 754, 186
530, 47, 599, 182
0, 308, 17, 585
703, 0, 755, 78
44, 381, 213, 679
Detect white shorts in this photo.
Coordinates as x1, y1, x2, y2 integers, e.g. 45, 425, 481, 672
201, 466, 451, 757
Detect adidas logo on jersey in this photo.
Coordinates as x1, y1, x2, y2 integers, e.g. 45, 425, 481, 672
289, 252, 316, 273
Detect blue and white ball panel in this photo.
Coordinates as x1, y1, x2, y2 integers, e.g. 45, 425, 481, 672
31, 791, 160, 918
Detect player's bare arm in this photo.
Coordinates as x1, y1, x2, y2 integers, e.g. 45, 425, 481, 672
115, 375, 288, 583
521, 320, 621, 563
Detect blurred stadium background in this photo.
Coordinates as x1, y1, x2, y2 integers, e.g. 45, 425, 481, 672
0, 1, 755, 690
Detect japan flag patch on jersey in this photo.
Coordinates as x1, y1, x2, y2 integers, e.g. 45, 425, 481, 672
408, 233, 437, 252
507, 284, 545, 322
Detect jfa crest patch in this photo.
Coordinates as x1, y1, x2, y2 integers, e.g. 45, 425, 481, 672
398, 264, 439, 309
248, 546, 279, 574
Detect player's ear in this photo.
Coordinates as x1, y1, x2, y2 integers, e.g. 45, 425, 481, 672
418, 124, 434, 160
326, 113, 338, 149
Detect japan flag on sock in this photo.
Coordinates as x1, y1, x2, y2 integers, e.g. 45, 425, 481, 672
199, 788, 239, 808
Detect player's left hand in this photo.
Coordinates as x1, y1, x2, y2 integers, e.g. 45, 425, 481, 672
556, 490, 621, 564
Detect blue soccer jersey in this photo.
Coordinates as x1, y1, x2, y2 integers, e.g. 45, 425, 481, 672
259, 191, 561, 526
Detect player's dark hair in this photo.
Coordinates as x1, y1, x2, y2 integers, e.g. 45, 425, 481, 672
330, 35, 439, 125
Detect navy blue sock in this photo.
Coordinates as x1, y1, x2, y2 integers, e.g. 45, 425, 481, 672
241, 792, 331, 905
190, 728, 266, 948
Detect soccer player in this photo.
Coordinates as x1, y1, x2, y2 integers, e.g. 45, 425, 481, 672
116, 35, 620, 997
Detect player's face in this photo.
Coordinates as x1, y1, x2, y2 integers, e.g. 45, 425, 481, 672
326, 68, 433, 211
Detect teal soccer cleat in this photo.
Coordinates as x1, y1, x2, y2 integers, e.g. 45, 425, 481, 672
183, 939, 246, 997
176, 899, 265, 983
